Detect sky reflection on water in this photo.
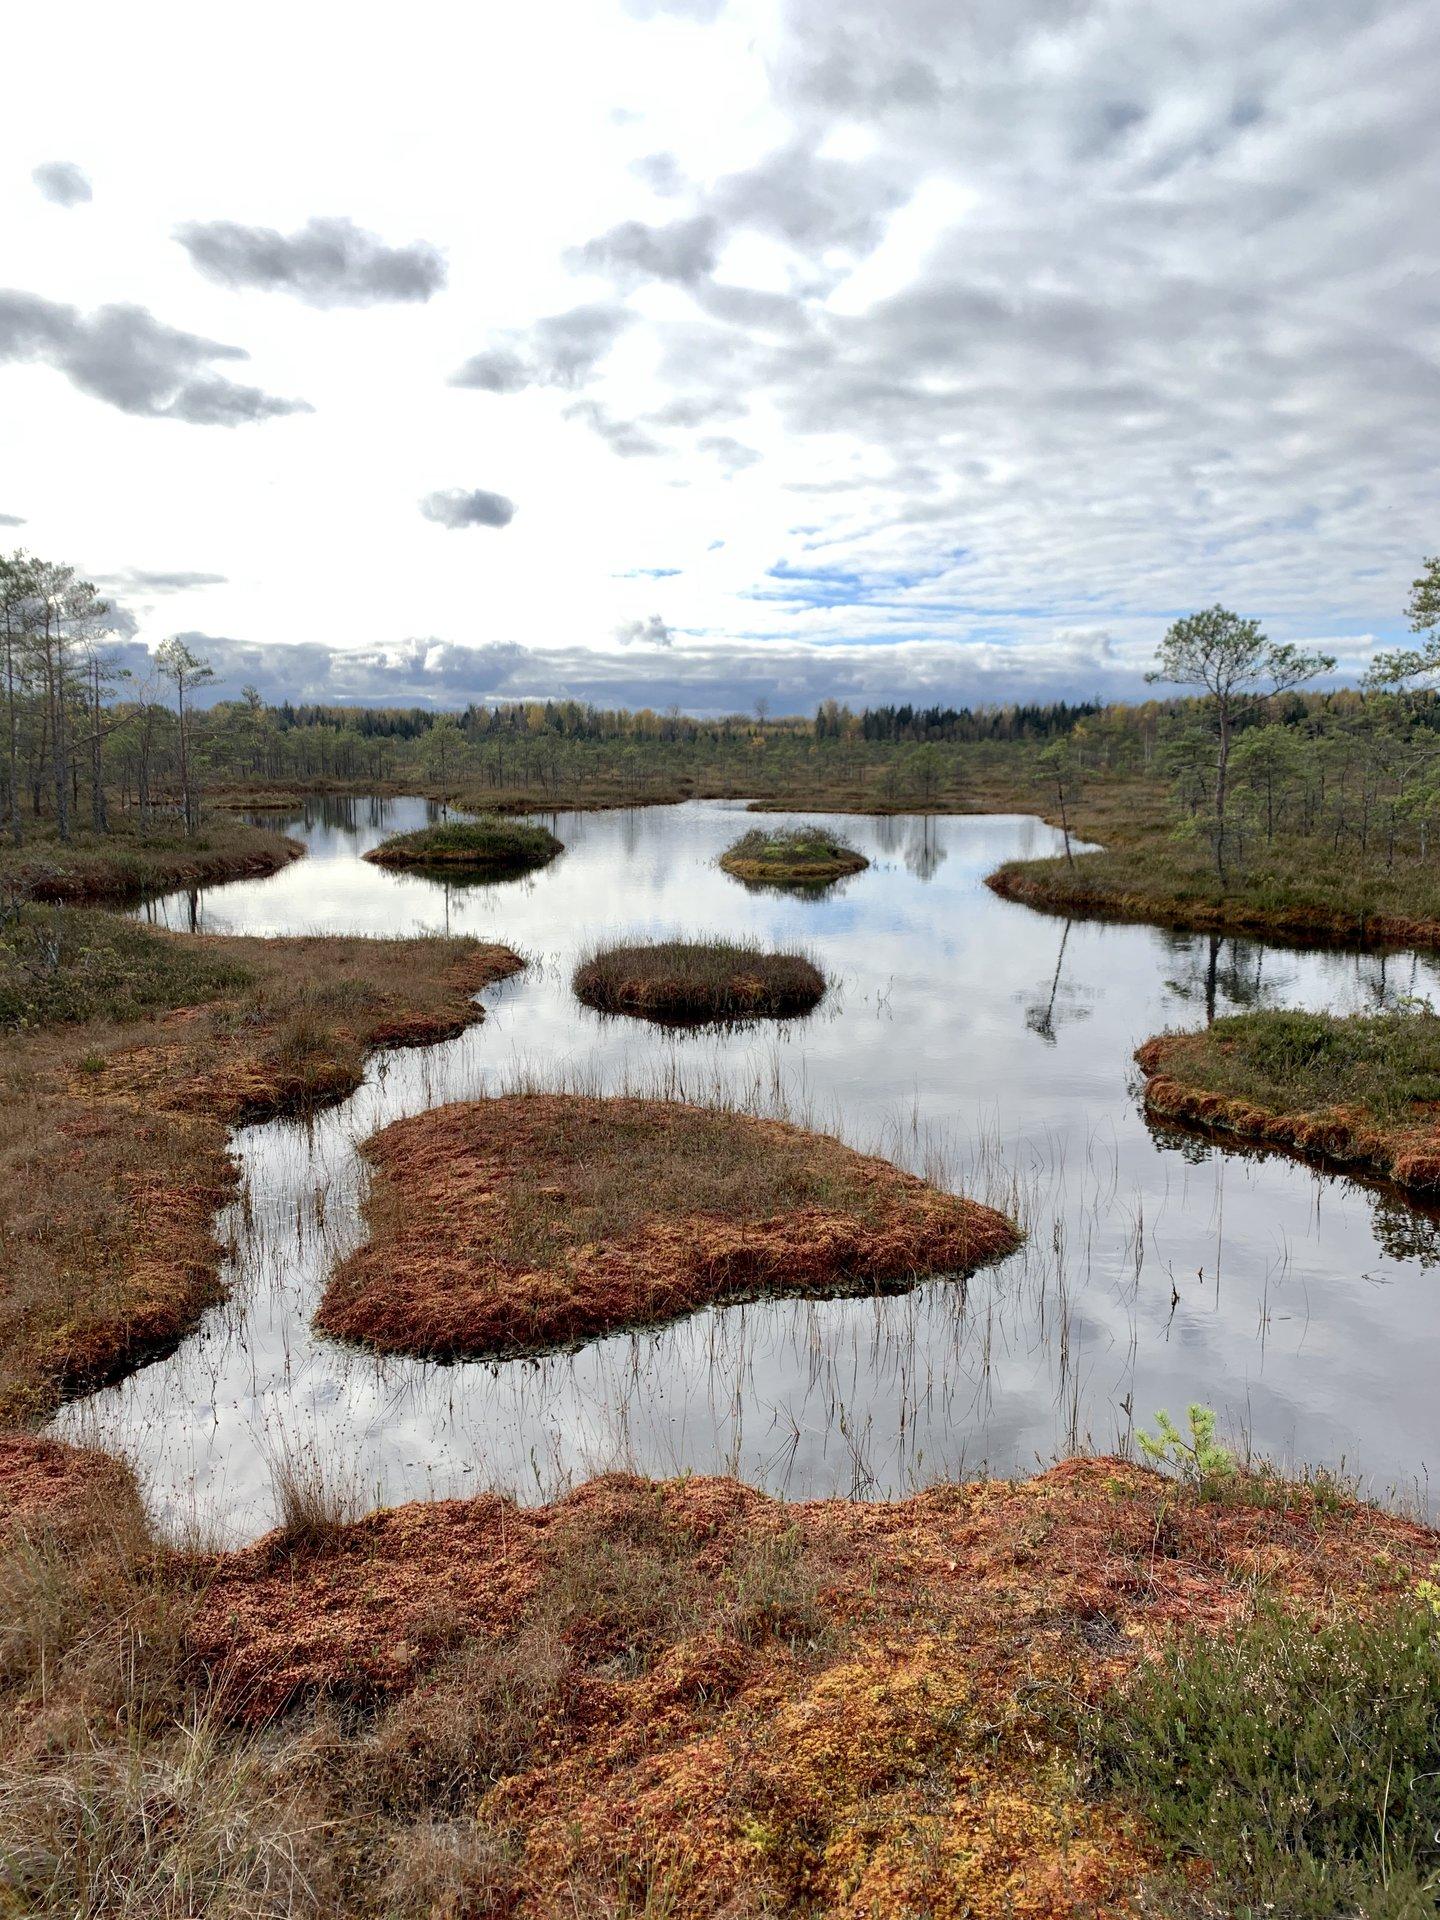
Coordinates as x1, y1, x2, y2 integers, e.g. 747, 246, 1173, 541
52, 795, 1440, 1540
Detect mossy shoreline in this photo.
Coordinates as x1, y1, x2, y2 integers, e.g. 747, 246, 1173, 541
0, 926, 522, 1421
0, 818, 303, 904
1136, 1009, 1440, 1192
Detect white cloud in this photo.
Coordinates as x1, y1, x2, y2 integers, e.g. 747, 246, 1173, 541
0, 0, 1434, 699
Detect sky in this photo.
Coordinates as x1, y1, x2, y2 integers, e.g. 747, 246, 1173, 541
3, 0, 1438, 714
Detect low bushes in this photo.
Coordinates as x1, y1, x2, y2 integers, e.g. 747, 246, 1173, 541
573, 937, 825, 1023
1082, 1599, 1440, 1917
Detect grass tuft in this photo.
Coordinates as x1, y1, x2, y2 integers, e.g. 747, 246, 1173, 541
573, 937, 826, 1023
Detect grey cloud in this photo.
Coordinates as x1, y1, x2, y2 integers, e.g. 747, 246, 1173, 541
419, 488, 517, 530
563, 401, 665, 457
104, 568, 229, 593
175, 215, 446, 307
32, 161, 92, 207
452, 304, 633, 393
642, 394, 740, 428
623, 0, 726, 18
0, 289, 311, 424
710, 143, 907, 254
631, 151, 688, 196
698, 434, 761, 472
0, 513, 25, 527
613, 614, 673, 646
568, 214, 721, 287
538, 0, 1440, 654
449, 346, 532, 394
114, 626, 1209, 716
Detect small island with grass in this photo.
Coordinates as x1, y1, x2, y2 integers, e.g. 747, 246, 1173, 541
719, 824, 868, 889
363, 816, 563, 876
573, 937, 826, 1023
1136, 1006, 1440, 1191
315, 1092, 1020, 1360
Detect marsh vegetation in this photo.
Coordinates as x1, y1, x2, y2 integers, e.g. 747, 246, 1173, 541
317, 1092, 1021, 1359
1137, 1004, 1440, 1189
719, 824, 868, 888
0, 909, 519, 1420
363, 816, 562, 874
572, 935, 825, 1022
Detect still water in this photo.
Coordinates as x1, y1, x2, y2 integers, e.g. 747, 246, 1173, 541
53, 795, 1440, 1540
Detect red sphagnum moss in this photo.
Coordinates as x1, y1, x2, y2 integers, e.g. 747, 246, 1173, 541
315, 1094, 1022, 1359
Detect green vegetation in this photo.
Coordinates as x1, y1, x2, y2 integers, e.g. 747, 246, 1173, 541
1135, 1404, 1235, 1487
363, 816, 562, 873
1141, 1004, 1440, 1129
1084, 1601, 1440, 1918
1150, 1006, 1440, 1126
0, 904, 250, 1030
572, 937, 826, 1022
1136, 1006, 1440, 1192
719, 825, 868, 888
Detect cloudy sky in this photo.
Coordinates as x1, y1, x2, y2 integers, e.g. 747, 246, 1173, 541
3, 0, 1437, 713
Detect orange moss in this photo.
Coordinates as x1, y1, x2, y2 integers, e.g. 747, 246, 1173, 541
1135, 1033, 1440, 1190
1, 940, 522, 1422
0, 1434, 138, 1545
315, 1095, 1021, 1359
186, 1457, 1439, 1916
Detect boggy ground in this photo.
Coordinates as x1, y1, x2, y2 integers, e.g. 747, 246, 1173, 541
315, 1094, 1020, 1360
0, 814, 301, 903
572, 937, 826, 1023
0, 912, 520, 1421
2, 1438, 1437, 1917
1136, 1006, 1440, 1192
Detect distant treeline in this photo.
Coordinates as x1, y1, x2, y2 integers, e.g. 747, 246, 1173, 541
268, 695, 1108, 746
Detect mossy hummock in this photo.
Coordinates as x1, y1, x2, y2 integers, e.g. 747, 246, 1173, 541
364, 817, 563, 875
316, 1094, 1021, 1360
719, 826, 868, 888
573, 938, 826, 1023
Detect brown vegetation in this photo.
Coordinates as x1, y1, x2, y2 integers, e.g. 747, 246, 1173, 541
3, 1437, 1435, 1917
0, 926, 521, 1421
316, 1095, 1020, 1360
0, 814, 302, 904
988, 850, 1440, 950
1136, 1010, 1440, 1191
572, 937, 826, 1023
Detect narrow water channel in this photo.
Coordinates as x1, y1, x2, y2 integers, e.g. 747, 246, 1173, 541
52, 796, 1440, 1541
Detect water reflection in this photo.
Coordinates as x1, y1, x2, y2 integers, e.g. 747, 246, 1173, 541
64, 795, 1440, 1540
